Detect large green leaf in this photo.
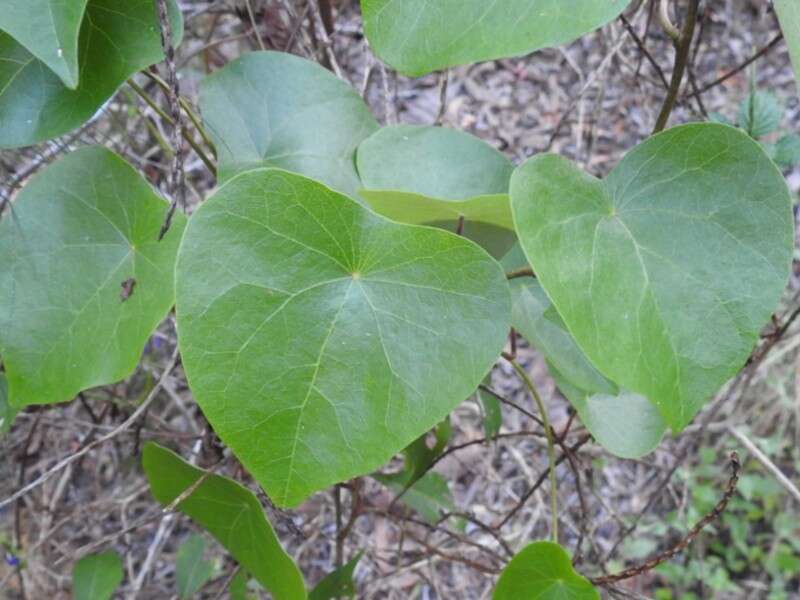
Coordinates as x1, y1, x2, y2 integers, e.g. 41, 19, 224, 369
72, 551, 123, 600
0, 0, 182, 148
494, 541, 598, 600
0, 147, 185, 409
199, 51, 378, 197
175, 168, 509, 507
360, 0, 632, 76
357, 125, 515, 257
176, 534, 214, 598
511, 123, 793, 431
775, 1, 800, 92
0, 0, 88, 88
509, 274, 665, 458
142, 443, 306, 600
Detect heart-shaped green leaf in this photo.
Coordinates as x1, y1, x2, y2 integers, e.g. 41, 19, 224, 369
72, 551, 123, 600
0, 0, 88, 88
175, 168, 509, 507
0, 147, 185, 409
143, 443, 306, 600
360, 0, 632, 76
358, 125, 515, 257
509, 273, 666, 458
0, 0, 182, 148
511, 123, 793, 431
775, 1, 800, 93
199, 51, 378, 198
494, 541, 598, 599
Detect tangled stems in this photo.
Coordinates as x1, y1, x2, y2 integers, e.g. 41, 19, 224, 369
508, 358, 559, 543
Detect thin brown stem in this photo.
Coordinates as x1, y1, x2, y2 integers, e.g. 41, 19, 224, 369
653, 0, 699, 133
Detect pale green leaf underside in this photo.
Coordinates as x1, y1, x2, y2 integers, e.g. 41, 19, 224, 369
494, 541, 598, 600
360, 0, 632, 76
0, 147, 185, 409
511, 123, 793, 431
199, 51, 378, 199
72, 551, 123, 600
357, 125, 515, 257
176, 534, 214, 598
0, 0, 88, 87
0, 0, 182, 148
775, 0, 800, 93
509, 275, 665, 458
175, 169, 510, 507
143, 443, 306, 600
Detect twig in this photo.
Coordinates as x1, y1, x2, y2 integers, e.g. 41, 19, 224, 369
155, 0, 185, 241
683, 34, 783, 100
506, 267, 535, 280
592, 452, 740, 585
434, 70, 449, 125
619, 14, 669, 89
244, 0, 266, 50
0, 349, 179, 511
727, 427, 800, 504
653, 0, 700, 133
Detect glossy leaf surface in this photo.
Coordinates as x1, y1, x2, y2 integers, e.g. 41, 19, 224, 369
175, 169, 509, 507
143, 443, 306, 600
0, 0, 182, 148
0, 147, 185, 409
509, 275, 665, 458
72, 551, 123, 600
199, 51, 378, 197
358, 126, 515, 257
511, 123, 793, 430
176, 534, 214, 598
494, 541, 598, 599
361, 0, 631, 76
0, 0, 88, 87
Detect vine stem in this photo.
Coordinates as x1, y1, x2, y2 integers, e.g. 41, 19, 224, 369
653, 0, 700, 133
507, 358, 559, 543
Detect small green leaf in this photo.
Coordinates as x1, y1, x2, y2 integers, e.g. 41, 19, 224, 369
176, 534, 214, 599
361, 0, 632, 76
0, 0, 182, 148
0, 0, 88, 88
508, 273, 666, 458
494, 541, 598, 600
308, 553, 362, 600
476, 376, 502, 438
772, 134, 800, 168
0, 373, 16, 434
775, 1, 800, 93
72, 551, 123, 600
230, 569, 256, 600
738, 91, 782, 138
142, 443, 306, 600
402, 418, 452, 485
0, 147, 185, 409
358, 125, 516, 257
199, 51, 378, 197
373, 470, 457, 524
511, 123, 793, 431
175, 169, 509, 507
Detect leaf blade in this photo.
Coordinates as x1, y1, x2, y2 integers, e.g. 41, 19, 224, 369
511, 123, 793, 430
142, 443, 307, 600
0, 147, 185, 408
175, 168, 510, 506
72, 551, 123, 600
